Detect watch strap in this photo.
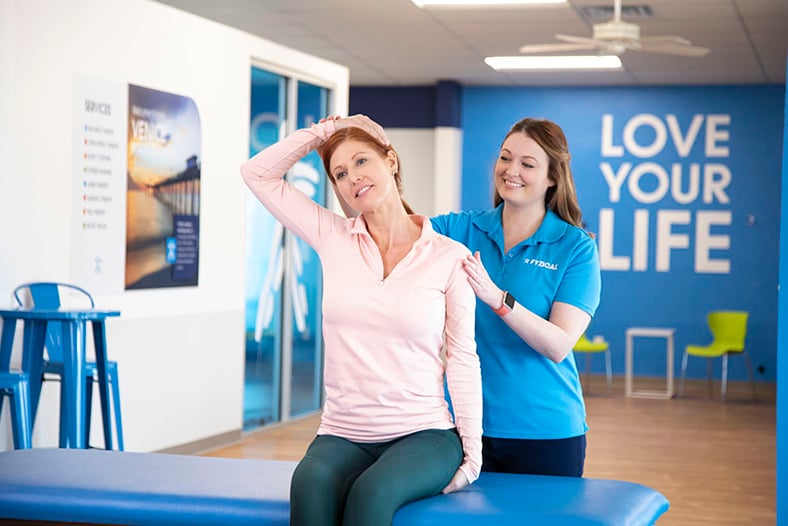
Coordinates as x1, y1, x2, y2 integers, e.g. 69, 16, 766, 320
493, 291, 513, 316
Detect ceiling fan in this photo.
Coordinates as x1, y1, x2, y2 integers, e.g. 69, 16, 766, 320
519, 0, 710, 57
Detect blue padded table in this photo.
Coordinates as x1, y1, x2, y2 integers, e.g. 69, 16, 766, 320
0, 449, 669, 525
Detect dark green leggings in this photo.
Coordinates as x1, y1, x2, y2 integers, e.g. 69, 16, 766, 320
289, 428, 462, 526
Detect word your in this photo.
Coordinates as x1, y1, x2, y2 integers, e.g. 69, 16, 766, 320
600, 162, 730, 204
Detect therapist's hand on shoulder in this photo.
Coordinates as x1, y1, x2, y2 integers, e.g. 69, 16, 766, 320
463, 251, 503, 309
441, 468, 470, 494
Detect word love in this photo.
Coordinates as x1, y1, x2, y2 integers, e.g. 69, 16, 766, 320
601, 114, 730, 158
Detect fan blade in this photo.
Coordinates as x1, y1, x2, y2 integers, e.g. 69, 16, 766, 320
519, 42, 598, 54
637, 44, 710, 57
555, 34, 600, 46
640, 35, 693, 46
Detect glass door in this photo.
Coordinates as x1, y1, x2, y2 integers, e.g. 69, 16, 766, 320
244, 67, 332, 429
287, 81, 329, 418
243, 67, 287, 429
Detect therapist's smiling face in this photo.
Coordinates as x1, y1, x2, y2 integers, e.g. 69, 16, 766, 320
494, 132, 555, 209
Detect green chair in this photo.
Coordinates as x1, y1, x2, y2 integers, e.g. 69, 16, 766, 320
573, 333, 612, 395
679, 311, 756, 402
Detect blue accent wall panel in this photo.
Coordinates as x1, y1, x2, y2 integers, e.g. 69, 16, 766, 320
777, 55, 788, 525
435, 80, 462, 127
350, 86, 436, 128
461, 85, 785, 382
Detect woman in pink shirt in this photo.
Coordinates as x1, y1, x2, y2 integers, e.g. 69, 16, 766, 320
240, 115, 482, 526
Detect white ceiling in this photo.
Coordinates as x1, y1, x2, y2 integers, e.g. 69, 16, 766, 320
153, 0, 788, 86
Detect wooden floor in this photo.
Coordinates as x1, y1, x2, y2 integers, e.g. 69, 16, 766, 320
202, 378, 776, 525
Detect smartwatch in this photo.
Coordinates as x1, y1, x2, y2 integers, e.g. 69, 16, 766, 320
492, 291, 515, 316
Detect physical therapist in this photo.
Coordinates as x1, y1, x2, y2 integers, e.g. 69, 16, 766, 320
431, 117, 601, 477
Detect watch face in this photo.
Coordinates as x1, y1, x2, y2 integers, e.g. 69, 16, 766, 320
504, 292, 516, 310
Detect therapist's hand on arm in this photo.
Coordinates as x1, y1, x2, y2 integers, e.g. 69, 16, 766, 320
463, 251, 590, 364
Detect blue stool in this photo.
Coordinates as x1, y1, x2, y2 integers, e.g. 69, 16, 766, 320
0, 372, 32, 449
13, 282, 123, 450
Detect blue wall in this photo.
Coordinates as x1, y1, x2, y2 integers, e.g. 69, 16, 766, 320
777, 57, 788, 524
350, 86, 437, 128
461, 86, 785, 382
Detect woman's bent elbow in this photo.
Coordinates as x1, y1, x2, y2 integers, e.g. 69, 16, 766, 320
551, 348, 571, 364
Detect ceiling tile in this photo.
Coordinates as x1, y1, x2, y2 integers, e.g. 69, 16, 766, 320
153, 0, 788, 86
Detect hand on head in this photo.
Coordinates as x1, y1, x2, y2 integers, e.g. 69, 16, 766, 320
321, 114, 390, 147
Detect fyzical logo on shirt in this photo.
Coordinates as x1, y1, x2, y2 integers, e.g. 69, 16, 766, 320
523, 258, 559, 271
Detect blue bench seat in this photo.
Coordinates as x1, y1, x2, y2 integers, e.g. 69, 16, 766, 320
0, 448, 669, 525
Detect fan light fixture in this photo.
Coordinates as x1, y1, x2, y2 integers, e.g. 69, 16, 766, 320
485, 55, 622, 70
412, 0, 565, 7
516, 0, 710, 57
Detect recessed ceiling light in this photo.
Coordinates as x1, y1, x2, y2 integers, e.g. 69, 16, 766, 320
412, 0, 565, 7
485, 55, 623, 70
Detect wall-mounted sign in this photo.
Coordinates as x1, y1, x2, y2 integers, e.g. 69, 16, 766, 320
125, 84, 201, 289
71, 75, 201, 291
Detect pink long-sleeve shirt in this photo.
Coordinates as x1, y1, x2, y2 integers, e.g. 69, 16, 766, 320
240, 121, 482, 482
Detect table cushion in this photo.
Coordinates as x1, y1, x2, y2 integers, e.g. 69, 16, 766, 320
0, 449, 669, 525
394, 471, 670, 525
0, 449, 292, 525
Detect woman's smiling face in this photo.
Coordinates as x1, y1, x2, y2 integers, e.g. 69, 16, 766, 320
330, 139, 397, 211
494, 132, 555, 209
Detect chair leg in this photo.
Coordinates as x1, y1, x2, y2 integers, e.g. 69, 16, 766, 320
679, 351, 689, 396
109, 364, 124, 451
604, 349, 613, 396
85, 364, 124, 451
85, 374, 94, 448
721, 354, 729, 402
58, 378, 69, 448
10, 380, 32, 449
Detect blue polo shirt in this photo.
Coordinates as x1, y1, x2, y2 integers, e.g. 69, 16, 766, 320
432, 206, 601, 439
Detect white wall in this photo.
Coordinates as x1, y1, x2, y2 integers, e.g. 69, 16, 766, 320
387, 129, 435, 215
387, 127, 462, 217
0, 0, 348, 452
0, 0, 15, 296
432, 127, 463, 215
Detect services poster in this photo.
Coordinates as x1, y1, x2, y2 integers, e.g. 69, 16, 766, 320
71, 74, 128, 293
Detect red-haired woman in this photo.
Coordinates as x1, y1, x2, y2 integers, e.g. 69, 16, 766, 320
241, 115, 482, 526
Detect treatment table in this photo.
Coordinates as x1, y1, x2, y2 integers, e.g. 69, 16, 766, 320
0, 448, 669, 525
